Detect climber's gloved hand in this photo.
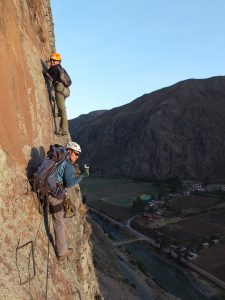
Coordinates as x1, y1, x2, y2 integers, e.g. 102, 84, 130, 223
82, 164, 90, 177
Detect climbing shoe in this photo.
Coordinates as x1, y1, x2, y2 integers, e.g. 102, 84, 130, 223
58, 248, 73, 258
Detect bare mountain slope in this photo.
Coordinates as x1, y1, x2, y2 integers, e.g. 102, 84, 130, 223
69, 76, 225, 181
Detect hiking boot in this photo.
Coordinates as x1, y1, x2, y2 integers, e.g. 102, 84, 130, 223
58, 248, 73, 258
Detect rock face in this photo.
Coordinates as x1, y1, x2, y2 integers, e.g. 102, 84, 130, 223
0, 1, 100, 299
69, 76, 225, 182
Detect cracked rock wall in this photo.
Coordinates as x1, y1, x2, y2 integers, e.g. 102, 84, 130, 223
0, 1, 100, 299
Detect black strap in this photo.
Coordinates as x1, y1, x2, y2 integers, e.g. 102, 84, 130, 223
49, 202, 64, 214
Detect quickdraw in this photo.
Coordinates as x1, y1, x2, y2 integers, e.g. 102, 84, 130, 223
64, 196, 76, 218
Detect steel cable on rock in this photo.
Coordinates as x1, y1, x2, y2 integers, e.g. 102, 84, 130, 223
15, 200, 42, 288
15, 189, 54, 300
45, 213, 52, 300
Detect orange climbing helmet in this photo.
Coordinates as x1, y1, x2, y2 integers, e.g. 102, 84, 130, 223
50, 52, 62, 61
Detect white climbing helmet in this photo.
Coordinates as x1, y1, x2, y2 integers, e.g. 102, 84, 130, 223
66, 141, 81, 153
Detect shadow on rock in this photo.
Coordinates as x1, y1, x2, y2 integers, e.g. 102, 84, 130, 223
26, 146, 55, 252
26, 146, 45, 189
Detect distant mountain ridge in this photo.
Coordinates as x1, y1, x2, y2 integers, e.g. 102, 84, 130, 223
69, 76, 225, 182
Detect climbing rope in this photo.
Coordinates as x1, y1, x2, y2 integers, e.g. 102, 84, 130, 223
45, 213, 52, 300
15, 189, 53, 300
24, 181, 84, 299
42, 65, 58, 132
48, 79, 57, 132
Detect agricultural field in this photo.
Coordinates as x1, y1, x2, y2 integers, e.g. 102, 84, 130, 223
167, 195, 223, 211
83, 177, 158, 202
157, 211, 225, 244
88, 199, 135, 221
82, 177, 159, 220
194, 244, 225, 282
132, 207, 225, 285
85, 177, 225, 291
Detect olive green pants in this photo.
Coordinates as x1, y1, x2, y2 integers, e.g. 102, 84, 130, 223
55, 91, 68, 133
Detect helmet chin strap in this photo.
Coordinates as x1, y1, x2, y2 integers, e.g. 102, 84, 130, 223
67, 149, 72, 159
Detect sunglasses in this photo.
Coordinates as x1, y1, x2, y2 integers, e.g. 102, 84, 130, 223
73, 152, 79, 157
50, 59, 57, 62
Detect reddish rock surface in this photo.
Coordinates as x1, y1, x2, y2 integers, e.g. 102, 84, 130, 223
0, 1, 100, 299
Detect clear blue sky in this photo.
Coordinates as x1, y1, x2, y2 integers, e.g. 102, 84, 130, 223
50, 0, 225, 119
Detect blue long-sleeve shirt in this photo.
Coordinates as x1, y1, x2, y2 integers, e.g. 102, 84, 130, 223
57, 160, 83, 188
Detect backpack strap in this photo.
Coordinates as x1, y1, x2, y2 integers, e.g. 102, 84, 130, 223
56, 159, 67, 184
